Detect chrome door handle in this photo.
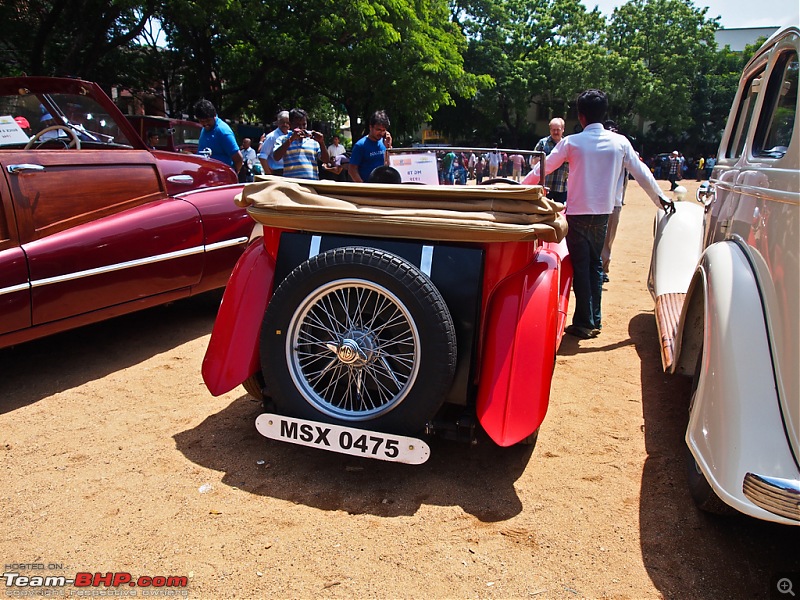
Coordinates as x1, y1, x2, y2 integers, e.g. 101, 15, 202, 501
167, 175, 194, 185
7, 164, 45, 174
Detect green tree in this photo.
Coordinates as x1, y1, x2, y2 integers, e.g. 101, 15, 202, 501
602, 0, 720, 151
154, 0, 479, 137
681, 40, 763, 155
438, 0, 606, 146
0, 0, 155, 79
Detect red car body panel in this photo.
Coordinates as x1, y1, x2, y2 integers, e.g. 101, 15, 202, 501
0, 77, 249, 349
202, 229, 572, 443
546, 239, 573, 349
476, 248, 562, 446
154, 151, 238, 196
202, 241, 277, 396
0, 248, 29, 335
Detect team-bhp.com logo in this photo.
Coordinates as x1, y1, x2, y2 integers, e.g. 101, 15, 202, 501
3, 571, 188, 594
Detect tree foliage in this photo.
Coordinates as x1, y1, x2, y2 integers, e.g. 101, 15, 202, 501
0, 0, 155, 80
153, 0, 479, 137
0, 0, 763, 153
440, 0, 606, 145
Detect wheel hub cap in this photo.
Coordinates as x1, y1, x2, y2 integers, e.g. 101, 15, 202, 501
329, 332, 374, 367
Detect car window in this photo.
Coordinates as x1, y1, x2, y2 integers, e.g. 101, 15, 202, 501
725, 66, 765, 159
752, 50, 798, 159
47, 93, 134, 147
0, 90, 134, 148
174, 123, 201, 149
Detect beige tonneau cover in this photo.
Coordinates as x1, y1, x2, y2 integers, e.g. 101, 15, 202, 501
237, 176, 567, 243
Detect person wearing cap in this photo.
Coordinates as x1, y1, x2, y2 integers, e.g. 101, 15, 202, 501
37, 106, 62, 140
523, 89, 675, 340
667, 150, 681, 191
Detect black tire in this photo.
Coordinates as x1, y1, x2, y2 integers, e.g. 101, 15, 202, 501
242, 372, 265, 401
260, 247, 457, 435
685, 446, 736, 515
517, 428, 540, 448
685, 347, 735, 515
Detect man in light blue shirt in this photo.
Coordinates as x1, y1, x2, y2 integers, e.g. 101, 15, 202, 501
258, 111, 290, 176
194, 99, 242, 173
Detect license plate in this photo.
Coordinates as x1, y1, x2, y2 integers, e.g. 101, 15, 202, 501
255, 413, 430, 464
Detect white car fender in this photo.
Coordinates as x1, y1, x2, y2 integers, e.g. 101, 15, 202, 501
685, 241, 799, 524
647, 201, 705, 300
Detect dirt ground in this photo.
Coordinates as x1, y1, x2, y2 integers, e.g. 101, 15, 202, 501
1, 178, 797, 600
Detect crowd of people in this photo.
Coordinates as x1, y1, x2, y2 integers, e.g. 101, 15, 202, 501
193, 93, 692, 343
193, 100, 393, 184
649, 151, 716, 186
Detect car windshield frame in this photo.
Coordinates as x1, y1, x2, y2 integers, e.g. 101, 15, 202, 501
0, 77, 145, 150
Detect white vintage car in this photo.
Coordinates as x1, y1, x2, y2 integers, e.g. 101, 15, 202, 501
648, 26, 799, 525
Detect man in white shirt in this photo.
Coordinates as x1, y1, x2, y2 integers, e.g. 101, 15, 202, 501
487, 147, 501, 178
327, 135, 347, 160
523, 89, 674, 339
239, 137, 257, 182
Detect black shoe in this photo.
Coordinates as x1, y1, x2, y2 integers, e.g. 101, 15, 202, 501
589, 328, 601, 337
565, 324, 595, 339
603, 273, 609, 283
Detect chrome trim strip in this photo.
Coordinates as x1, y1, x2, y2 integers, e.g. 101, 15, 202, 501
31, 247, 204, 288
420, 245, 434, 276
0, 282, 31, 297
309, 235, 322, 259
29, 237, 247, 289
742, 472, 800, 522
206, 237, 248, 252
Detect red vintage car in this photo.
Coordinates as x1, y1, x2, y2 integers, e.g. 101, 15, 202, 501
201, 148, 573, 464
0, 77, 252, 350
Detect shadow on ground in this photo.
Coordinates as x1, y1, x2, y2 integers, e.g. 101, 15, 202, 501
174, 394, 533, 522
0, 291, 223, 414
630, 311, 799, 599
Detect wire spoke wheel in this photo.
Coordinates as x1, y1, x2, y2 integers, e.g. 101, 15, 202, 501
288, 279, 420, 420
261, 247, 457, 435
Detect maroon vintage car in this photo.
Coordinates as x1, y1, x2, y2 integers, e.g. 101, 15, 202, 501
0, 77, 252, 350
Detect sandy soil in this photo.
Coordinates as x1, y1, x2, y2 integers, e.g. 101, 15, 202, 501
1, 178, 797, 600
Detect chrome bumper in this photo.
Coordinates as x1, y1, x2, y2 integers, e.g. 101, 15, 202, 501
742, 473, 800, 522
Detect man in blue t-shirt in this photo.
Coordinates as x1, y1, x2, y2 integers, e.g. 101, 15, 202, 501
195, 99, 243, 174
348, 110, 392, 183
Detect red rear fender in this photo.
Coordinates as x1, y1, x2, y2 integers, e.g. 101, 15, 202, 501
544, 239, 573, 347
477, 250, 562, 446
202, 242, 275, 396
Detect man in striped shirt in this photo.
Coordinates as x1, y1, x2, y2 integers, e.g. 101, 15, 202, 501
273, 108, 329, 180
533, 118, 568, 203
